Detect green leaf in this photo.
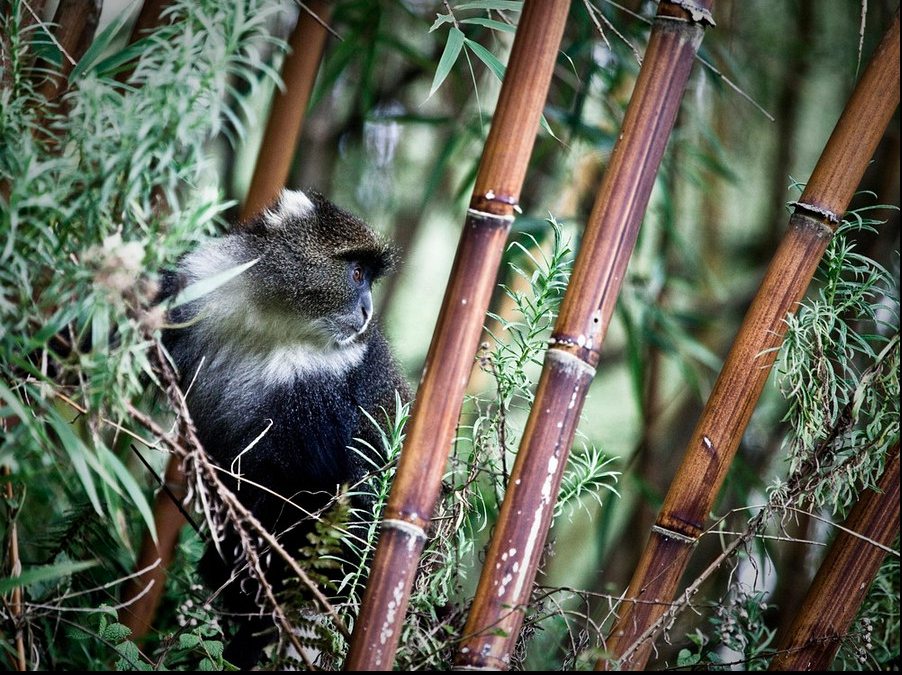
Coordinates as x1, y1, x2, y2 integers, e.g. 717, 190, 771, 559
168, 257, 259, 310
102, 622, 133, 643
69, 1, 140, 83
428, 27, 465, 100
460, 17, 516, 32
463, 38, 506, 81
455, 1, 523, 10
179, 633, 202, 649
101, 447, 157, 543
46, 412, 103, 514
202, 640, 224, 658
429, 13, 455, 32
0, 560, 98, 594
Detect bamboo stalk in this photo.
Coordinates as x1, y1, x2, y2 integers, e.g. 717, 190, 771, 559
344, 1, 572, 669
768, 444, 900, 671
600, 11, 900, 671
453, 2, 715, 669
240, 0, 333, 220
118, 455, 188, 638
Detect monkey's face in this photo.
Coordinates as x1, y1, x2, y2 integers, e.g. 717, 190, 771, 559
238, 190, 394, 350
306, 257, 375, 346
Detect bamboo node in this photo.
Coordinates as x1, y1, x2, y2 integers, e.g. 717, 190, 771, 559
662, 0, 716, 26
789, 201, 841, 225
466, 207, 516, 223
381, 517, 428, 542
483, 189, 522, 213
650, 525, 698, 545
546, 345, 598, 377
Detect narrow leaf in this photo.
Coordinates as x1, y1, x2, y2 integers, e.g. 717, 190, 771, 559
464, 38, 506, 81
0, 560, 98, 594
460, 17, 516, 32
168, 258, 259, 310
69, 1, 139, 83
428, 27, 465, 100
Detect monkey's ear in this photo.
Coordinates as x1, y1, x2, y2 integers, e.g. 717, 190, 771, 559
238, 189, 315, 234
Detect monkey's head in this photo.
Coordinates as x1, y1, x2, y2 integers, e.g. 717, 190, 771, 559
233, 189, 397, 349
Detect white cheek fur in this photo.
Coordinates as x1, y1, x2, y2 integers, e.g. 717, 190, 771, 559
178, 235, 367, 389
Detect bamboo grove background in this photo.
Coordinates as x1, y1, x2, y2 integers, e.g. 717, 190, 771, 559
1, 0, 899, 671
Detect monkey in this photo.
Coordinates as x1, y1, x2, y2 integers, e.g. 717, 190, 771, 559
159, 189, 411, 668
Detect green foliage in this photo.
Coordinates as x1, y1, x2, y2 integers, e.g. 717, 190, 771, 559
1, 0, 285, 669
774, 206, 900, 513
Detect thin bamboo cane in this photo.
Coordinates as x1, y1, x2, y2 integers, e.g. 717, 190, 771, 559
344, 1, 572, 669
453, 2, 715, 669
768, 444, 900, 671
600, 10, 900, 671
118, 455, 188, 638
240, 0, 332, 220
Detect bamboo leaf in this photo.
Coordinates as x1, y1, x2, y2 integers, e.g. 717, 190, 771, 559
0, 560, 98, 594
454, 1, 523, 11
428, 27, 465, 100
102, 447, 158, 543
167, 258, 259, 310
460, 17, 516, 32
463, 38, 506, 82
68, 1, 139, 83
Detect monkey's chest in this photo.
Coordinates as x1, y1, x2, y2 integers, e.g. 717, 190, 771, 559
195, 375, 364, 495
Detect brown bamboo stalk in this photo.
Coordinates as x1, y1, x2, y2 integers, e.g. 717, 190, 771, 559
343, 1, 572, 669
768, 444, 900, 671
118, 455, 187, 638
453, 2, 715, 669
600, 11, 900, 671
240, 0, 332, 220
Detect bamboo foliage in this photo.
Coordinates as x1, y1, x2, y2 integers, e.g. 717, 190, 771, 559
600, 11, 901, 671
344, 1, 572, 669
452, 1, 715, 670
241, 0, 332, 219
769, 444, 900, 671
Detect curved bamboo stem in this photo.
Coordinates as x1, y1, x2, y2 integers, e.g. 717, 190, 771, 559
769, 444, 900, 671
600, 10, 900, 670
344, 1, 572, 669
452, 2, 714, 670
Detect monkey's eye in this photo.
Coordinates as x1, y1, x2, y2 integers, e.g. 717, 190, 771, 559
351, 264, 365, 285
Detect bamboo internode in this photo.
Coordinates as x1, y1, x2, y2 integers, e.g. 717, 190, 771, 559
241, 1, 333, 220
769, 445, 900, 671
344, 1, 572, 669
454, 1, 715, 670
600, 10, 900, 670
